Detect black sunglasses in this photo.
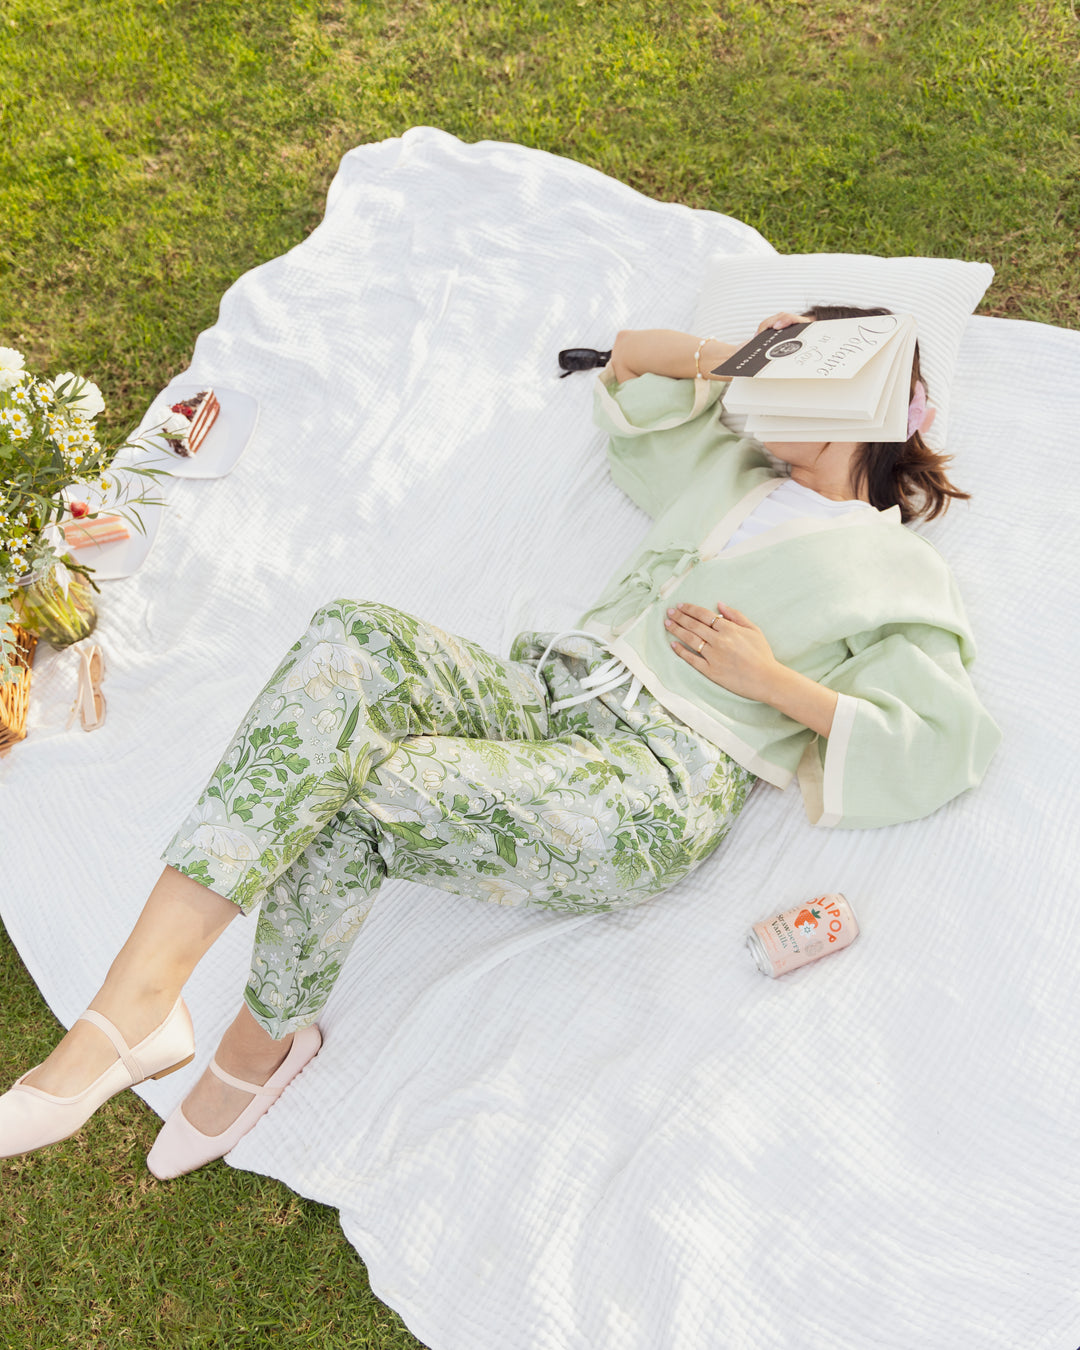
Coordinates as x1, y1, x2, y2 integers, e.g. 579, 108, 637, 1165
557, 347, 612, 377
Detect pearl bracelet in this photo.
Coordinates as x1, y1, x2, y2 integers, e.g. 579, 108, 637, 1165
694, 335, 720, 380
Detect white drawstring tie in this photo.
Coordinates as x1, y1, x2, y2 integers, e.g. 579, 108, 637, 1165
531, 629, 643, 713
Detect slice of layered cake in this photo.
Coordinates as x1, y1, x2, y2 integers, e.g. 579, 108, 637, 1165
62, 514, 131, 549
162, 390, 220, 456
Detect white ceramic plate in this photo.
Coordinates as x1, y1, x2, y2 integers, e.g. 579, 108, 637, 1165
59, 471, 167, 581
131, 382, 260, 479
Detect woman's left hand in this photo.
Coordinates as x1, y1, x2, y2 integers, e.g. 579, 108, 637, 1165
755, 311, 814, 334
665, 601, 781, 704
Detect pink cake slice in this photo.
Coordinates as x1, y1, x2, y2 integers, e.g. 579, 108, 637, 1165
63, 514, 131, 549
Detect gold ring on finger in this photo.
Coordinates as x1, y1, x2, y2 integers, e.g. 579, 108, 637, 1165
697, 638, 705, 655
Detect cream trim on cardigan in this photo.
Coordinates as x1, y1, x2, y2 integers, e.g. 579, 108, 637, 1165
796, 693, 860, 827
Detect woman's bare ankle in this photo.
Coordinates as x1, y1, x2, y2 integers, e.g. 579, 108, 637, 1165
178, 1008, 294, 1136
90, 984, 180, 1042
21, 985, 183, 1095
215, 1007, 293, 1082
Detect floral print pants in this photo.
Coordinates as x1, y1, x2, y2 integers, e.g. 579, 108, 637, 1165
161, 600, 757, 1038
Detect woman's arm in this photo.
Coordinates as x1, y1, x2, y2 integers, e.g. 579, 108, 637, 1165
664, 601, 838, 737
609, 330, 738, 384
609, 314, 811, 385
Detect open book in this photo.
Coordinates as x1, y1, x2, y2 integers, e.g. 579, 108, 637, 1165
712, 313, 918, 442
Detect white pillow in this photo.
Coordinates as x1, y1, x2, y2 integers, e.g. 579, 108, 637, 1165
691, 253, 994, 450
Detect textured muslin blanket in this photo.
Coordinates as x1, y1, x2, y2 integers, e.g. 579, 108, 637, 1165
3, 127, 1080, 1350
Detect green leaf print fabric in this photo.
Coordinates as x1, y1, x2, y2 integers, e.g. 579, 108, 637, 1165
162, 600, 756, 1037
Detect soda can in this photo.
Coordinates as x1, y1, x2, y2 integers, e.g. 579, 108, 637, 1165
746, 893, 859, 978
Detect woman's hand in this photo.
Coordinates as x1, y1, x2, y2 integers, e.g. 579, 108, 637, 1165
755, 311, 814, 334
664, 601, 839, 737
665, 601, 780, 703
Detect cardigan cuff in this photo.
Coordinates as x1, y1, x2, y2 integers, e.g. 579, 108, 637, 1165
594, 368, 717, 436
797, 692, 859, 828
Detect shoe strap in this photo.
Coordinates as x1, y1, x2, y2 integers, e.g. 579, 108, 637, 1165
77, 1009, 143, 1082
208, 1056, 281, 1098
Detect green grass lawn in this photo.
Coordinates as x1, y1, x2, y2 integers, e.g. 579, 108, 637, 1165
1, 922, 418, 1349
2, 1, 1078, 1345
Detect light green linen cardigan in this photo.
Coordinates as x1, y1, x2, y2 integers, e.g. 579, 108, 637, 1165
577, 370, 1001, 830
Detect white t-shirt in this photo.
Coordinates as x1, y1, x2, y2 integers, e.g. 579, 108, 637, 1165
721, 477, 871, 554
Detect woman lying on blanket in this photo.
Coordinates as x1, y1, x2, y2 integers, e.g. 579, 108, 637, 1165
0, 306, 1000, 1175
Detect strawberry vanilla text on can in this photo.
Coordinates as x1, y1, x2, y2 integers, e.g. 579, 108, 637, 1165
746, 893, 859, 977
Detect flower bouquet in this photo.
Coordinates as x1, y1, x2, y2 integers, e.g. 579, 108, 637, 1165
0, 345, 162, 695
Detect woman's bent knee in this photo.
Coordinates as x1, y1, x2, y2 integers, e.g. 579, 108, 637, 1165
308, 598, 406, 633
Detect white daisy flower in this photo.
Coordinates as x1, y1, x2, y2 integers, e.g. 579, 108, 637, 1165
6, 410, 30, 439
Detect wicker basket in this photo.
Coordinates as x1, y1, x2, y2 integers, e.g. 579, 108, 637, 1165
0, 623, 38, 755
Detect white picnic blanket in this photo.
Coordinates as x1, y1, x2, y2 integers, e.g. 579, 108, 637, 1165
3, 126, 1080, 1350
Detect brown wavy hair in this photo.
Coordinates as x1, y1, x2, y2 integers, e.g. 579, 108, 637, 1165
806, 304, 970, 523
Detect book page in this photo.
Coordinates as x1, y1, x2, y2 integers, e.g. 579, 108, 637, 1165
723, 332, 908, 419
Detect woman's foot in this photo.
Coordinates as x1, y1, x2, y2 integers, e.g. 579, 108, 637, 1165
0, 998, 195, 1159
1, 866, 240, 1163
146, 1008, 322, 1180
179, 1008, 294, 1137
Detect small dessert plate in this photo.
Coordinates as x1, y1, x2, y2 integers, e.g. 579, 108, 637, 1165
58, 474, 167, 581
132, 381, 260, 480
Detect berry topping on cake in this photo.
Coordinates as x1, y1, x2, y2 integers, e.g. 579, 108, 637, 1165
162, 388, 221, 456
